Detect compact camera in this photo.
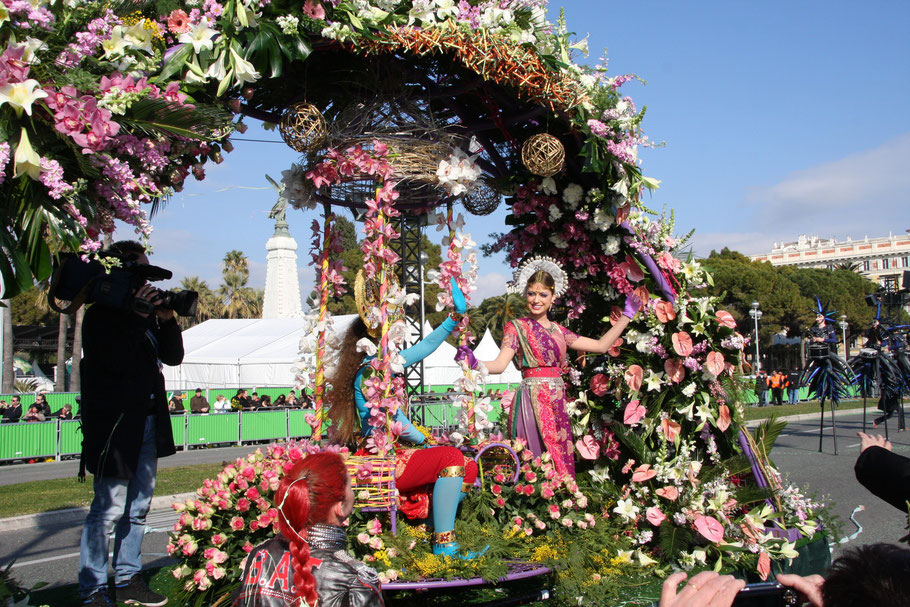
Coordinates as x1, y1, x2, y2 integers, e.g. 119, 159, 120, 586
48, 253, 198, 317
732, 581, 799, 606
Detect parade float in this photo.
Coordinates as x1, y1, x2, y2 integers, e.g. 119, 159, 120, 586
0, 0, 833, 604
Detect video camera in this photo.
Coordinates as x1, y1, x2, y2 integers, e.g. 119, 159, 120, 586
865, 270, 910, 309
48, 253, 198, 317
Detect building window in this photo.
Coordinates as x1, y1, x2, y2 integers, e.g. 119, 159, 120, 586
882, 258, 890, 269
863, 260, 870, 272
903, 256, 909, 268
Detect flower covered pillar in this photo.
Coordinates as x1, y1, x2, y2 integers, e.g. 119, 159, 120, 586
311, 201, 334, 441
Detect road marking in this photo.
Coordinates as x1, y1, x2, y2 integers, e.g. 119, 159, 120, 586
6, 552, 81, 568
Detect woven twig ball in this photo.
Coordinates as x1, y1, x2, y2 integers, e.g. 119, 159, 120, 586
462, 180, 501, 216
279, 102, 328, 153
521, 133, 565, 177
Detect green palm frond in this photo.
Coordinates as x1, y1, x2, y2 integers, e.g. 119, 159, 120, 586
752, 416, 788, 459
657, 520, 692, 559
732, 485, 777, 506
609, 420, 655, 463
119, 98, 234, 141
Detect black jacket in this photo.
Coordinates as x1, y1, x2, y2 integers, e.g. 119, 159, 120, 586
1, 404, 21, 423
232, 536, 383, 607
79, 303, 183, 479
855, 446, 910, 512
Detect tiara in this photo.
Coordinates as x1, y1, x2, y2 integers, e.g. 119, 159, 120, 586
506, 256, 568, 298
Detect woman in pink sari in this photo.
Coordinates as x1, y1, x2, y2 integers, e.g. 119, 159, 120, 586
457, 257, 640, 478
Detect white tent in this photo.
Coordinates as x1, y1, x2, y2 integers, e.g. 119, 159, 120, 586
474, 328, 522, 385
163, 315, 358, 390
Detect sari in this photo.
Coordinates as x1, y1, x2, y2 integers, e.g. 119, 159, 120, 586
502, 318, 578, 478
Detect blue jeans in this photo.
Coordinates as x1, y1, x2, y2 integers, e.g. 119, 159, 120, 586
78, 416, 157, 597
788, 388, 798, 404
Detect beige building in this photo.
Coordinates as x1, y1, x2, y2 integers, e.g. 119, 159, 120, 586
751, 230, 910, 289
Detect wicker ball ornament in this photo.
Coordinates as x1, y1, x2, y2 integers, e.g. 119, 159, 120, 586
279, 102, 328, 153
521, 133, 565, 177
462, 179, 501, 216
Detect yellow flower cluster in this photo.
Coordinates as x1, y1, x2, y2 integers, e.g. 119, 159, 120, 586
121, 12, 164, 42
531, 544, 559, 562
411, 553, 444, 578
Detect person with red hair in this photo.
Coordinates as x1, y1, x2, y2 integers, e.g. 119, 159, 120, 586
232, 452, 383, 607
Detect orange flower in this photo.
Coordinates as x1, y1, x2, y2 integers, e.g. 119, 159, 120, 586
757, 551, 771, 581
654, 300, 676, 323
664, 358, 685, 384
716, 404, 731, 432
660, 418, 681, 442
656, 486, 679, 501
671, 332, 694, 357
624, 365, 643, 391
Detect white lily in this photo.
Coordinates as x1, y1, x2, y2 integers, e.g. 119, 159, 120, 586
0, 78, 47, 116
13, 128, 42, 180
124, 21, 154, 53
644, 369, 663, 392
230, 47, 260, 85
179, 19, 217, 54
101, 26, 131, 59
612, 498, 640, 522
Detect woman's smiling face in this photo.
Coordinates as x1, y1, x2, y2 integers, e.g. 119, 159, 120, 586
525, 282, 554, 317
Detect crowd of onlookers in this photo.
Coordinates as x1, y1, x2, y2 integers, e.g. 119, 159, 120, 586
753, 368, 802, 406
0, 392, 78, 423
167, 387, 314, 414
1, 387, 319, 422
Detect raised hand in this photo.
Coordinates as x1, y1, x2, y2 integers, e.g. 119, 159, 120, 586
454, 345, 479, 370
622, 292, 642, 319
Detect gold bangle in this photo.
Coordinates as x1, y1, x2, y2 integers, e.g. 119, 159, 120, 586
438, 465, 465, 478
461, 481, 474, 494
435, 530, 456, 544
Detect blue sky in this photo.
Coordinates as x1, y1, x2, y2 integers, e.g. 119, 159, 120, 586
142, 0, 910, 303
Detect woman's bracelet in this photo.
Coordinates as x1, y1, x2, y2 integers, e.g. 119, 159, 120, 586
449, 311, 465, 323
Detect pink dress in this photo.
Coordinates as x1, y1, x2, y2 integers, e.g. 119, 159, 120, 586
502, 318, 578, 478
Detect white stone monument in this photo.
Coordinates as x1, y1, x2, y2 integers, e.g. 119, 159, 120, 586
262, 198, 303, 318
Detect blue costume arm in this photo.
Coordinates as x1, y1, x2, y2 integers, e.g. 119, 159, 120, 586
824, 326, 838, 344
400, 277, 465, 366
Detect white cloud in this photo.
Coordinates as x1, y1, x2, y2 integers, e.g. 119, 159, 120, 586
473, 271, 510, 302
744, 132, 910, 240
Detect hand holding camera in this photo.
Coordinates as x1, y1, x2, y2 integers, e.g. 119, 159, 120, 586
133, 284, 175, 320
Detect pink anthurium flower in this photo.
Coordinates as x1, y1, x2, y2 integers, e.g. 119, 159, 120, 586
623, 400, 646, 426
705, 351, 725, 376
656, 486, 679, 501
654, 300, 676, 323
664, 358, 685, 384
716, 404, 731, 432
646, 506, 666, 526
694, 515, 724, 543
661, 418, 681, 442
624, 365, 643, 392
575, 434, 600, 460
671, 332, 694, 357
631, 464, 657, 483
715, 310, 737, 329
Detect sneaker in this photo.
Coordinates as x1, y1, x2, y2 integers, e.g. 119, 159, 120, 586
115, 576, 168, 607
82, 591, 115, 607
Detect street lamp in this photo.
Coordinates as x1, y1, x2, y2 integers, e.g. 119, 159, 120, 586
418, 252, 429, 391
838, 314, 849, 357
749, 301, 763, 373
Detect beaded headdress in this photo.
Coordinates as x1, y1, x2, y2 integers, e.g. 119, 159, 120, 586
507, 255, 568, 298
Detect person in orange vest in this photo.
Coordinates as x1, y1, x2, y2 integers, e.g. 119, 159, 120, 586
769, 369, 786, 406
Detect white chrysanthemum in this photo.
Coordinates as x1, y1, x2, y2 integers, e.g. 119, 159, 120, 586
548, 205, 562, 221
549, 234, 568, 249
562, 183, 583, 206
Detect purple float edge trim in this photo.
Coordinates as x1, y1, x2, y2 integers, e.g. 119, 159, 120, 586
382, 562, 551, 590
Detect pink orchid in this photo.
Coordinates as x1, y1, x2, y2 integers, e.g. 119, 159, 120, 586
694, 515, 725, 543
671, 332, 694, 357
646, 506, 666, 526
623, 400, 646, 426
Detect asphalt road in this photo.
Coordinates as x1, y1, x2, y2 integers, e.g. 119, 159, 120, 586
1, 408, 906, 592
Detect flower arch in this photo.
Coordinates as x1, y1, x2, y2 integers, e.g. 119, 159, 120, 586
2, 0, 828, 595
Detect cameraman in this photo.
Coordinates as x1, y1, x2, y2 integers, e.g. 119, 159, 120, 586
77, 240, 183, 607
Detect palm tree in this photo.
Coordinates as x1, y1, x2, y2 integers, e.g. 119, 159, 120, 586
219, 272, 260, 319
222, 250, 250, 280
833, 261, 861, 272
70, 307, 84, 392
